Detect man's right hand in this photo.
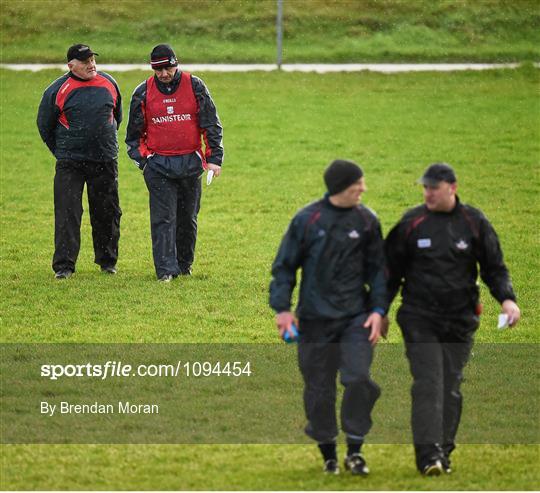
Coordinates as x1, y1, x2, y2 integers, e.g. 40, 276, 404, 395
275, 311, 297, 339
502, 299, 521, 327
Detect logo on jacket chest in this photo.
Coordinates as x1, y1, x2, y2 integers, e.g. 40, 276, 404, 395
455, 239, 469, 250
315, 228, 359, 240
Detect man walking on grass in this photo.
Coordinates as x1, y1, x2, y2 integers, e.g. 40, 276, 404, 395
269, 159, 387, 476
126, 44, 223, 282
385, 162, 521, 476
37, 44, 122, 279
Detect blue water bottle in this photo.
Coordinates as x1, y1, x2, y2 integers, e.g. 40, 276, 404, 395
282, 323, 299, 343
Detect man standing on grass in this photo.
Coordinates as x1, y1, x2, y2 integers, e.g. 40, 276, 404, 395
126, 44, 223, 282
385, 162, 521, 476
37, 44, 122, 279
269, 159, 387, 476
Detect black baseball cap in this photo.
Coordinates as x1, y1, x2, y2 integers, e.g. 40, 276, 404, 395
418, 162, 457, 186
67, 44, 98, 62
150, 44, 178, 69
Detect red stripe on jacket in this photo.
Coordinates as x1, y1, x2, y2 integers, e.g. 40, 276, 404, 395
137, 98, 151, 158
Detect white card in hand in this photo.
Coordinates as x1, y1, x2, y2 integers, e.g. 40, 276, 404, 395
497, 313, 509, 330
206, 169, 214, 185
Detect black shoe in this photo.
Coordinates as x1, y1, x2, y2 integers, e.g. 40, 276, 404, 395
441, 456, 452, 474
158, 274, 173, 282
323, 459, 339, 475
101, 265, 117, 275
55, 269, 73, 279
344, 453, 369, 476
179, 267, 192, 276
441, 443, 455, 474
421, 460, 443, 476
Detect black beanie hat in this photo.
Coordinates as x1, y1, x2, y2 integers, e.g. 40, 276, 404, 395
150, 44, 178, 68
324, 159, 364, 195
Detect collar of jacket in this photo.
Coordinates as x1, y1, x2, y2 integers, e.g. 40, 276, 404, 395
424, 194, 462, 216
323, 193, 356, 212
69, 71, 97, 82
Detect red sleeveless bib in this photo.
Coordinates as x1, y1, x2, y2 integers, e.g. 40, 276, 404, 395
145, 71, 200, 156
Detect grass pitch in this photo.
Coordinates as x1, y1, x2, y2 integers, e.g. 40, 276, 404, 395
1, 66, 539, 489
1, 67, 538, 343
2, 444, 539, 490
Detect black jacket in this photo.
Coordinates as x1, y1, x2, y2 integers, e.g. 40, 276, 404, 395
37, 71, 122, 162
269, 195, 387, 320
125, 70, 223, 172
385, 197, 516, 314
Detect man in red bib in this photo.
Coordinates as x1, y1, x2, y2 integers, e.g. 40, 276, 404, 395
126, 44, 224, 281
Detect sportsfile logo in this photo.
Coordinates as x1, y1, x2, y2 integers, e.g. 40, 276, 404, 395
40, 360, 252, 380
151, 114, 192, 124
40, 361, 179, 380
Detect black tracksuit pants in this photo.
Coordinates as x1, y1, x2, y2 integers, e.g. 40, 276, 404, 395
397, 305, 477, 470
297, 314, 381, 444
53, 159, 121, 273
144, 167, 202, 278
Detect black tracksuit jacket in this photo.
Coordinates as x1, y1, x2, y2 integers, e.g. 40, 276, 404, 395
37, 71, 122, 162
385, 197, 516, 315
269, 195, 387, 320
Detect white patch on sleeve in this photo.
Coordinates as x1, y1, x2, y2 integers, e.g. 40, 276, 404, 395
417, 238, 431, 248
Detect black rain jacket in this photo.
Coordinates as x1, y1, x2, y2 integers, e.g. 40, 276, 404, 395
269, 195, 388, 320
37, 71, 122, 162
385, 197, 516, 315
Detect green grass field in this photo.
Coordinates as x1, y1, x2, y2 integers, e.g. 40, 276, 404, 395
2, 444, 538, 490
1, 0, 539, 63
1, 65, 539, 490
1, 67, 539, 343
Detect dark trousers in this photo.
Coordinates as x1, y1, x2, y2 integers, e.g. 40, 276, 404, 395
397, 306, 477, 470
53, 159, 121, 273
144, 167, 202, 278
297, 314, 381, 444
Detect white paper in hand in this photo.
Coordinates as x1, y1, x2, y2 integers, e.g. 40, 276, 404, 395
497, 313, 509, 330
206, 169, 214, 186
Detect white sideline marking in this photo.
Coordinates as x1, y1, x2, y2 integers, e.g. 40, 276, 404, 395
1, 63, 538, 73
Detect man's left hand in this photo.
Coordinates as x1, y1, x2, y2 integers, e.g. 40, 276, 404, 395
364, 312, 383, 346
207, 163, 222, 177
